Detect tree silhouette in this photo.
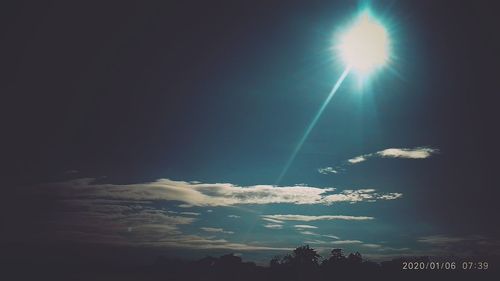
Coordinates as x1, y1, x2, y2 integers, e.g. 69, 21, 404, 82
294, 245, 320, 266
330, 248, 346, 262
279, 245, 321, 268
269, 255, 281, 268
321, 248, 346, 268
347, 252, 363, 264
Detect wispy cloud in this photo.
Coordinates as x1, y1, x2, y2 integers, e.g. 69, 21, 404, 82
304, 239, 328, 244
300, 231, 319, 236
362, 243, 382, 248
178, 204, 194, 208
418, 235, 473, 245
20, 177, 404, 255
180, 211, 200, 216
261, 214, 374, 222
14, 180, 304, 253
263, 224, 283, 229
227, 215, 240, 218
300, 239, 363, 245
318, 167, 338, 175
262, 218, 284, 224
294, 225, 318, 229
48, 178, 400, 206
150, 234, 293, 251
331, 240, 363, 244
200, 227, 234, 234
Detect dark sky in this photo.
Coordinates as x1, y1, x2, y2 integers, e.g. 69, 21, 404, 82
2, 0, 500, 264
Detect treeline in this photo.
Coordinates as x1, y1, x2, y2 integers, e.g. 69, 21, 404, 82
3, 244, 497, 280
150, 245, 496, 281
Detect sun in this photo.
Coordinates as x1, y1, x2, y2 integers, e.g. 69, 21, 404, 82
337, 12, 390, 75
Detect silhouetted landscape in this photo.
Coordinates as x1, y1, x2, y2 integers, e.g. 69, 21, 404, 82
3, 244, 498, 280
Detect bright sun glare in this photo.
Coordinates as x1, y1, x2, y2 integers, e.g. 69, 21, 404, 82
338, 12, 390, 74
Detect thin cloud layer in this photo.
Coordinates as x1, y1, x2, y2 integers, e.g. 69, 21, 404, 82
262, 218, 284, 224
46, 178, 401, 206
29, 192, 290, 252
417, 234, 481, 245
331, 240, 363, 244
181, 212, 201, 216
263, 224, 283, 229
200, 227, 234, 234
300, 231, 319, 236
261, 214, 374, 222
17, 177, 403, 255
294, 225, 318, 229
416, 234, 500, 257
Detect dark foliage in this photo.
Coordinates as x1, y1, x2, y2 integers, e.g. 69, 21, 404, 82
145, 245, 498, 281
2, 245, 498, 280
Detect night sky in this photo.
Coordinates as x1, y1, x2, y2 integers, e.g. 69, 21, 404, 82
2, 0, 500, 264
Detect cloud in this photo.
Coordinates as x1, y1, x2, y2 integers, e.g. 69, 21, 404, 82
19, 177, 402, 255
294, 225, 318, 229
362, 243, 382, 248
180, 212, 200, 216
13, 180, 314, 254
348, 156, 367, 164
227, 215, 240, 218
50, 199, 291, 251
299, 231, 319, 236
262, 218, 284, 224
300, 239, 363, 245
200, 227, 234, 234
348, 147, 439, 165
46, 178, 400, 207
376, 148, 438, 159
321, 189, 402, 204
318, 167, 338, 175
323, 235, 340, 239
178, 204, 194, 208
37, 199, 200, 247
263, 224, 283, 229
294, 227, 342, 240
150, 234, 293, 251
304, 240, 328, 244
417, 235, 473, 245
331, 240, 363, 244
319, 146, 439, 173
261, 214, 374, 222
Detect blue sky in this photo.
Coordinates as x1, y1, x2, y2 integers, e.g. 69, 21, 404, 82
4, 0, 500, 265
29, 146, 465, 263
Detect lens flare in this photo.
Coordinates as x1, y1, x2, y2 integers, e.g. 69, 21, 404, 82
338, 12, 390, 74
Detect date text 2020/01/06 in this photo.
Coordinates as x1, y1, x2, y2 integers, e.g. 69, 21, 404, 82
402, 261, 488, 270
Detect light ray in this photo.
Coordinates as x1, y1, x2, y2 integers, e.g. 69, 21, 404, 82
276, 66, 351, 184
